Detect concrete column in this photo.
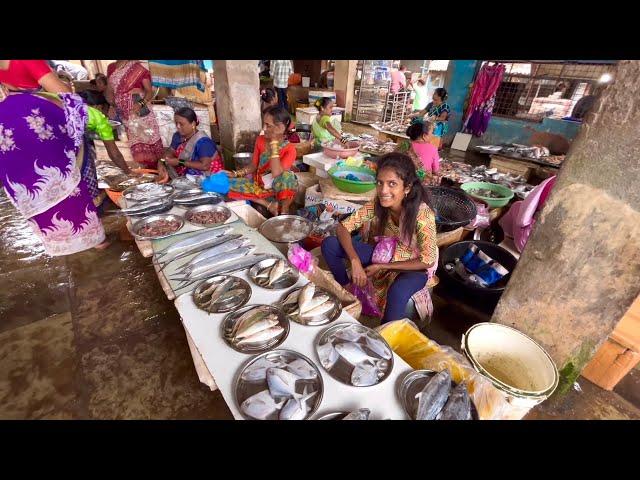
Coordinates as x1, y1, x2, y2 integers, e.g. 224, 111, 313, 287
334, 60, 358, 120
213, 60, 262, 167
491, 61, 640, 394
443, 60, 478, 144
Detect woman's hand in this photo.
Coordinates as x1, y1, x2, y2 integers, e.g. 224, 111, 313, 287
156, 162, 169, 183
132, 101, 142, 116
220, 169, 236, 177
166, 157, 180, 167
364, 264, 384, 277
350, 259, 368, 288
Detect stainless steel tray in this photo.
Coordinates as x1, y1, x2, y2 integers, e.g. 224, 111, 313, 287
278, 286, 342, 326
129, 213, 185, 241
192, 275, 251, 314
258, 215, 313, 244
249, 258, 299, 290
234, 349, 323, 420
396, 370, 479, 420
221, 304, 290, 354
183, 204, 231, 228
315, 322, 394, 387
313, 411, 349, 420
123, 183, 174, 202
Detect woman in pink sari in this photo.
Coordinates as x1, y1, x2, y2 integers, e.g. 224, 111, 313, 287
106, 61, 164, 167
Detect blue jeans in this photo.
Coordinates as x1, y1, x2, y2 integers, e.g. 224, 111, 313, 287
321, 236, 427, 323
276, 87, 289, 111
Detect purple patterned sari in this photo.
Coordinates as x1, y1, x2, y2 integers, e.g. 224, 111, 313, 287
0, 92, 105, 256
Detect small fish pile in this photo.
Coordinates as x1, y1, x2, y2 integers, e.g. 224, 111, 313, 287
193, 276, 248, 313
318, 324, 393, 387
227, 306, 285, 349
280, 283, 337, 324
137, 218, 182, 237
413, 370, 473, 420
106, 198, 173, 217
125, 183, 173, 202
239, 355, 320, 420
342, 408, 371, 420
466, 188, 504, 199
187, 209, 230, 226
171, 177, 199, 190
252, 259, 295, 289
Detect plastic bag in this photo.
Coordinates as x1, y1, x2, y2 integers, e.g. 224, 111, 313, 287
376, 319, 511, 420
468, 201, 491, 229
287, 243, 316, 275
347, 281, 382, 318
201, 172, 230, 195
372, 236, 398, 264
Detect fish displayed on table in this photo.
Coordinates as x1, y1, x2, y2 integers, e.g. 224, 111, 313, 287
106, 198, 173, 217
170, 178, 199, 190
342, 408, 371, 420
241, 389, 286, 420
436, 383, 472, 420
240, 358, 287, 382
266, 368, 302, 399
173, 192, 222, 206
153, 226, 234, 263
335, 342, 382, 367
351, 362, 382, 387
180, 236, 249, 268
285, 359, 318, 380
297, 283, 315, 312
279, 387, 317, 420
235, 314, 279, 342
317, 341, 339, 370
194, 276, 248, 313
364, 335, 393, 360
299, 300, 334, 319
415, 370, 452, 420
172, 246, 255, 279
330, 325, 363, 343
254, 259, 293, 288
157, 232, 242, 271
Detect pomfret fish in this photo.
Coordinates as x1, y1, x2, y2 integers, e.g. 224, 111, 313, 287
415, 370, 452, 420
266, 367, 301, 399
241, 358, 287, 382
364, 335, 392, 360
285, 359, 318, 380
335, 342, 380, 367
279, 387, 317, 420
436, 383, 472, 420
331, 325, 364, 343
342, 408, 371, 420
241, 389, 286, 420
351, 362, 382, 387
318, 341, 339, 370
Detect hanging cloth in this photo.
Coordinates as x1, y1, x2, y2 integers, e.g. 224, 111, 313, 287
463, 63, 506, 137
148, 60, 208, 92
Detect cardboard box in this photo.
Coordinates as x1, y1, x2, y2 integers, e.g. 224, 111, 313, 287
304, 185, 363, 215
582, 338, 640, 391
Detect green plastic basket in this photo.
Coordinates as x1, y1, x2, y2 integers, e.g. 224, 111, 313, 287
328, 165, 377, 194
460, 182, 514, 208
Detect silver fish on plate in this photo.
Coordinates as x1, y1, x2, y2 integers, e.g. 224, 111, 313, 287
335, 342, 381, 367
342, 408, 371, 420
364, 335, 392, 360
436, 382, 472, 420
153, 226, 234, 262
297, 283, 315, 312
240, 358, 287, 382
181, 237, 250, 268
279, 387, 318, 420
173, 246, 255, 279
415, 370, 452, 420
235, 314, 279, 341
330, 325, 363, 343
241, 389, 286, 420
193, 275, 251, 314
172, 252, 270, 289
158, 232, 243, 272
266, 368, 301, 399
300, 300, 334, 319
351, 362, 382, 387
317, 341, 339, 370
286, 359, 318, 380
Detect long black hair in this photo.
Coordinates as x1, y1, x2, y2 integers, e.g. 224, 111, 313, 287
175, 107, 199, 125
262, 105, 292, 131
375, 153, 431, 244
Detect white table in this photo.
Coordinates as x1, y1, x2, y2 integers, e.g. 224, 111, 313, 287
302, 152, 367, 178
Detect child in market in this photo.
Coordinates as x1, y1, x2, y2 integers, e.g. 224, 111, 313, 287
311, 97, 347, 147
406, 120, 441, 185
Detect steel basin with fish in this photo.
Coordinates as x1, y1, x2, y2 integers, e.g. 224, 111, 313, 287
222, 304, 290, 354
183, 204, 232, 228
396, 370, 479, 420
249, 258, 299, 290
258, 215, 313, 255
278, 286, 342, 326
192, 275, 251, 314
128, 213, 185, 241
315, 322, 394, 387
234, 349, 324, 420
123, 183, 174, 202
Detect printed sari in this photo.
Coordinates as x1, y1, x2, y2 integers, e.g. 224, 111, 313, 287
108, 61, 164, 168
0, 92, 105, 256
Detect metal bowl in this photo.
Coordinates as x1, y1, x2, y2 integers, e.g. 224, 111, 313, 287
396, 370, 479, 420
315, 322, 394, 387
314, 411, 350, 420
234, 349, 324, 420
192, 275, 251, 314
123, 183, 174, 202
184, 204, 232, 228
249, 258, 299, 290
278, 286, 342, 326
258, 215, 313, 245
221, 304, 290, 354
129, 213, 185, 241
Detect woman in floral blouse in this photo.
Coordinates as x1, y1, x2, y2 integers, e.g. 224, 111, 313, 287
321, 152, 438, 323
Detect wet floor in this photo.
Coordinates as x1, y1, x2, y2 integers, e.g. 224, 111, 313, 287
1, 141, 639, 419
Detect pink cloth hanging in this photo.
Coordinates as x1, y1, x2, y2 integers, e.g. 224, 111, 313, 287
463, 63, 506, 136
499, 176, 557, 253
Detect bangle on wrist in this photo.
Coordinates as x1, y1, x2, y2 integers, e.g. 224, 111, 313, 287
179, 159, 186, 167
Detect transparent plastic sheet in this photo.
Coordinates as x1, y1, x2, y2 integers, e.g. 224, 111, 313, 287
376, 319, 510, 420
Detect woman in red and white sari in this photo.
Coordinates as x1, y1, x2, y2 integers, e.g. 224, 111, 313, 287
106, 60, 164, 168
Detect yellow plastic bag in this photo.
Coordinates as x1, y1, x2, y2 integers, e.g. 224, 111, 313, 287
377, 319, 510, 420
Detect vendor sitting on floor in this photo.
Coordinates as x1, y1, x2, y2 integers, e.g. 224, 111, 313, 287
321, 153, 438, 324
223, 105, 299, 217
406, 120, 441, 185
157, 107, 221, 181
311, 97, 347, 147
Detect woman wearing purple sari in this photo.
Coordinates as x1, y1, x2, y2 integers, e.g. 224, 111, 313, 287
0, 60, 107, 256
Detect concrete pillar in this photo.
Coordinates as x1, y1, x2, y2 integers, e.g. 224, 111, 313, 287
334, 60, 358, 120
443, 60, 478, 144
491, 61, 640, 394
213, 60, 262, 167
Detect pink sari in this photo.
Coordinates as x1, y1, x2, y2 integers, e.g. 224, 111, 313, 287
108, 61, 164, 167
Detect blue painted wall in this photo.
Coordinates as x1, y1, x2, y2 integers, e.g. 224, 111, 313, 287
444, 60, 584, 147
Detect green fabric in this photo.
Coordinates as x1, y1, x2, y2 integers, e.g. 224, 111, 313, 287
312, 115, 335, 146
413, 85, 429, 111
86, 107, 114, 141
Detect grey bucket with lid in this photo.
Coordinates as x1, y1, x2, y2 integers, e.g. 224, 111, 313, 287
233, 152, 252, 169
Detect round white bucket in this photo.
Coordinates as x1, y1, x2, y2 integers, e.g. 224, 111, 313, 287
462, 323, 559, 415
